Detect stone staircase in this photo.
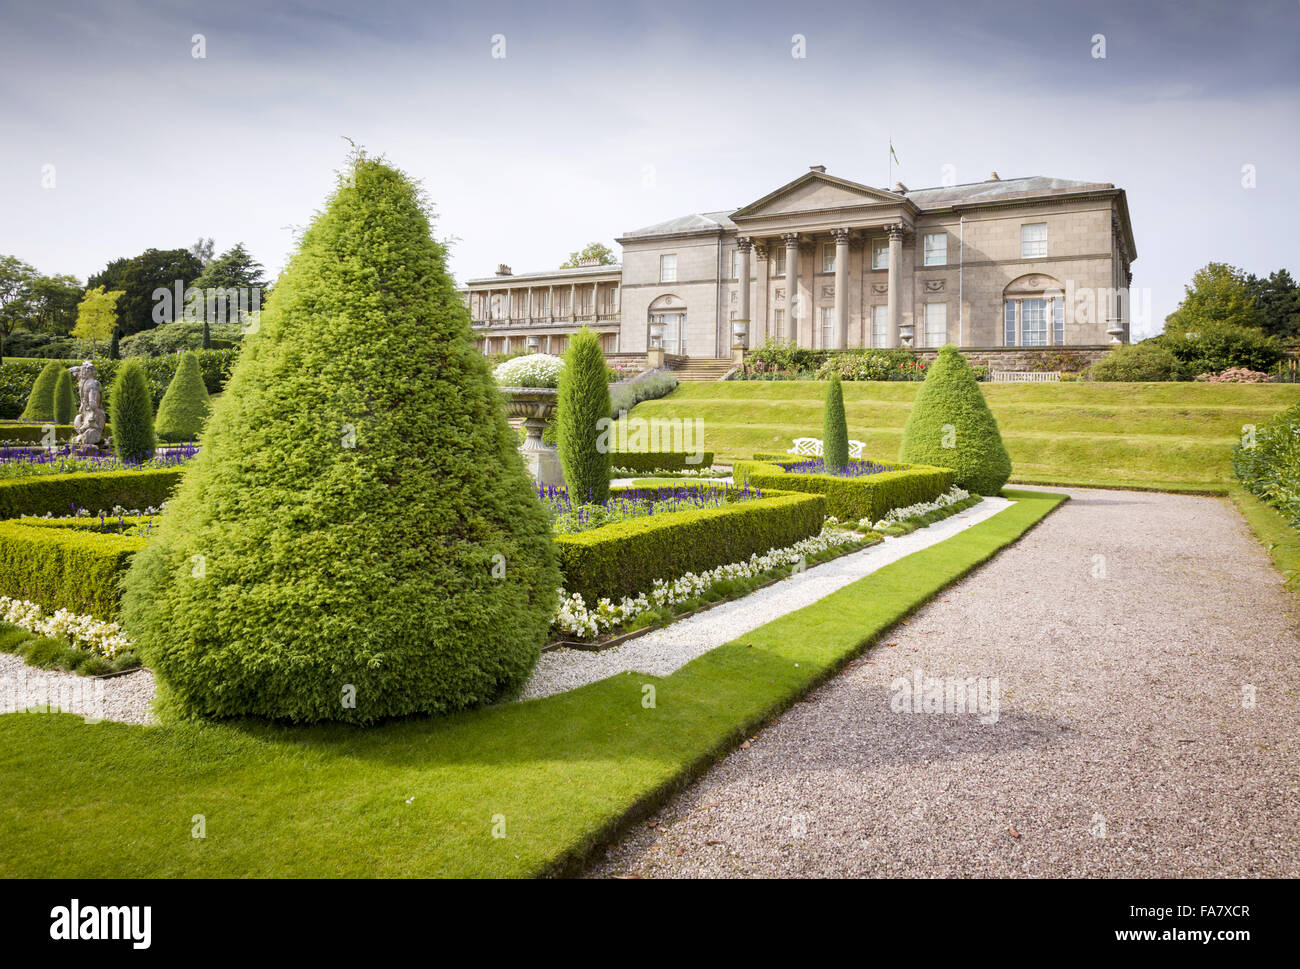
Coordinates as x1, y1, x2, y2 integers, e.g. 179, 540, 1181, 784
668, 357, 735, 381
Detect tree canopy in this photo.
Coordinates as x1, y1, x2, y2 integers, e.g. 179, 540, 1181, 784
560, 242, 618, 268
87, 247, 203, 335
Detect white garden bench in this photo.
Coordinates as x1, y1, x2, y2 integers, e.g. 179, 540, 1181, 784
991, 371, 1060, 382
788, 437, 866, 459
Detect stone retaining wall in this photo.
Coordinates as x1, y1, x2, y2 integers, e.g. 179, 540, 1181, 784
912, 345, 1112, 373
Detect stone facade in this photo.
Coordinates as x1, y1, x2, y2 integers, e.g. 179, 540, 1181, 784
465, 167, 1137, 361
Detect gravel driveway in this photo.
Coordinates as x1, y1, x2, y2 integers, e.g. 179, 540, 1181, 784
588, 488, 1300, 878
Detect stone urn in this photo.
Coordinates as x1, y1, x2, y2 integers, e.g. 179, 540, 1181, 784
502, 386, 564, 488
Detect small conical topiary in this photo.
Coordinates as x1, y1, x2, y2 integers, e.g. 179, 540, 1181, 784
899, 345, 1011, 495
109, 326, 121, 360
53, 368, 76, 425
20, 361, 63, 421
109, 358, 155, 463
822, 372, 849, 471
121, 153, 560, 723
556, 327, 612, 503
154, 350, 211, 442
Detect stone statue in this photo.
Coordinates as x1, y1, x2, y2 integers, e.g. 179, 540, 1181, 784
69, 361, 107, 449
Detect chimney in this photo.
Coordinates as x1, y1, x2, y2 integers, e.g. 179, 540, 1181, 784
495, 264, 512, 276
809, 164, 826, 173
893, 181, 908, 193
986, 171, 1001, 181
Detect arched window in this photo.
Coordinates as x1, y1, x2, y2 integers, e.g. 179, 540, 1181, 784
1003, 274, 1065, 347
648, 294, 687, 355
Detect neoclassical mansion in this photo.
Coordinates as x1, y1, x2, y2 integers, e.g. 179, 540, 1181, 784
465, 166, 1137, 361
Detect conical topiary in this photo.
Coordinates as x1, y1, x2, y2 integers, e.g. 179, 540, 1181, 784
556, 327, 612, 503
109, 358, 155, 463
120, 153, 560, 723
53, 368, 76, 425
899, 345, 1011, 495
154, 350, 211, 442
822, 372, 849, 470
20, 361, 63, 421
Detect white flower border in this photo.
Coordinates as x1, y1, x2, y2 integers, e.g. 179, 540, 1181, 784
609, 465, 730, 478
552, 526, 863, 639
0, 596, 133, 659
493, 353, 565, 387
862, 486, 973, 531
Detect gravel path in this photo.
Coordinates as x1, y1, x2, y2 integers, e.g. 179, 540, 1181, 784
0, 654, 156, 725
588, 488, 1300, 878
519, 497, 1010, 700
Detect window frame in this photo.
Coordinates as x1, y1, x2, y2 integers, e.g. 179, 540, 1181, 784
923, 232, 947, 267
1020, 222, 1048, 259
871, 239, 889, 270
821, 242, 836, 274
923, 302, 947, 348
659, 253, 678, 283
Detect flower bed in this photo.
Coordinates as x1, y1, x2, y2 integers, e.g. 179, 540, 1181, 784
553, 487, 826, 605
541, 482, 759, 535
859, 486, 977, 531
0, 444, 198, 479
553, 525, 866, 639
783, 457, 891, 478
0, 597, 134, 661
733, 455, 954, 521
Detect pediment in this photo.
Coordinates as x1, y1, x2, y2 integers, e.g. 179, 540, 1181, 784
732, 173, 904, 220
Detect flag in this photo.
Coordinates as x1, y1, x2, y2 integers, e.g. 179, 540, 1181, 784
890, 141, 900, 164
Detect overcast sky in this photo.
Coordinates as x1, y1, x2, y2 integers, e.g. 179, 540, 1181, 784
1, 0, 1297, 337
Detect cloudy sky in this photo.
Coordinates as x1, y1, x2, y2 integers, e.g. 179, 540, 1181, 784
1, 0, 1297, 337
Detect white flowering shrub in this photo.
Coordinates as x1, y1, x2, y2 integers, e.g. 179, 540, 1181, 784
493, 353, 565, 388
552, 526, 863, 639
0, 596, 134, 658
863, 486, 973, 531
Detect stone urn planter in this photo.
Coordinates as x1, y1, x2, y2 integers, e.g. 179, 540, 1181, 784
501, 386, 564, 488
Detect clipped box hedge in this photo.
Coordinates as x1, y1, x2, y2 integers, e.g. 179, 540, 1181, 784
0, 422, 77, 444
0, 468, 184, 519
609, 450, 715, 472
554, 488, 826, 604
733, 456, 954, 522
0, 521, 142, 620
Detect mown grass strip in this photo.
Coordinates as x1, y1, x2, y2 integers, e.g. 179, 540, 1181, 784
0, 490, 1065, 878
1228, 487, 1300, 594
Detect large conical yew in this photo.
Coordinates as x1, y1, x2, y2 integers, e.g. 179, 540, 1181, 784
899, 345, 1012, 495
121, 155, 560, 722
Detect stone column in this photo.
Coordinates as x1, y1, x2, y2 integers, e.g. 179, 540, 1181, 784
782, 233, 799, 342
832, 228, 850, 351
592, 281, 599, 320
887, 224, 904, 348
754, 242, 770, 344
736, 237, 752, 348
569, 283, 576, 322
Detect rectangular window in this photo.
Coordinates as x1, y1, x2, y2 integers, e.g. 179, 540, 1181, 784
924, 302, 947, 348
1052, 297, 1064, 345
820, 306, 834, 348
660, 254, 677, 283
923, 232, 946, 266
730, 250, 740, 280
1021, 223, 1047, 259
872, 239, 889, 270
774, 248, 786, 277
1004, 301, 1017, 346
1021, 298, 1048, 346
822, 243, 835, 273
774, 308, 784, 333
872, 305, 889, 347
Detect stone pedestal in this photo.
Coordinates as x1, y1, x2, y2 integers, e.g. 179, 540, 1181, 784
646, 346, 665, 370
521, 444, 564, 488
503, 386, 564, 489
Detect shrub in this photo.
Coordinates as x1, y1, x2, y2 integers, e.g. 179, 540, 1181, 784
556, 329, 612, 503
609, 370, 678, 417
1089, 341, 1182, 381
0, 468, 183, 518
554, 489, 825, 604
53, 369, 76, 425
898, 345, 1011, 495
153, 350, 211, 442
1158, 322, 1283, 377
822, 373, 849, 470
815, 349, 925, 381
20, 361, 63, 421
733, 457, 953, 521
119, 318, 243, 358
119, 153, 560, 723
1233, 401, 1300, 529
109, 359, 155, 462
0, 422, 75, 444
609, 450, 715, 472
0, 350, 237, 419
0, 522, 142, 620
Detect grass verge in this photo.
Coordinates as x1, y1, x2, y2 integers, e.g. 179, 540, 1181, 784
1228, 488, 1300, 594
0, 489, 1065, 878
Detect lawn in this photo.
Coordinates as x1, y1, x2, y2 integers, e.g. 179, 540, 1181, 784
630, 381, 1300, 492
0, 490, 1065, 878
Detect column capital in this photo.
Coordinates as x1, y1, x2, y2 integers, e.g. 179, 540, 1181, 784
781, 232, 799, 246
887, 222, 907, 240
736, 236, 753, 252
753, 242, 769, 260
831, 227, 852, 244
